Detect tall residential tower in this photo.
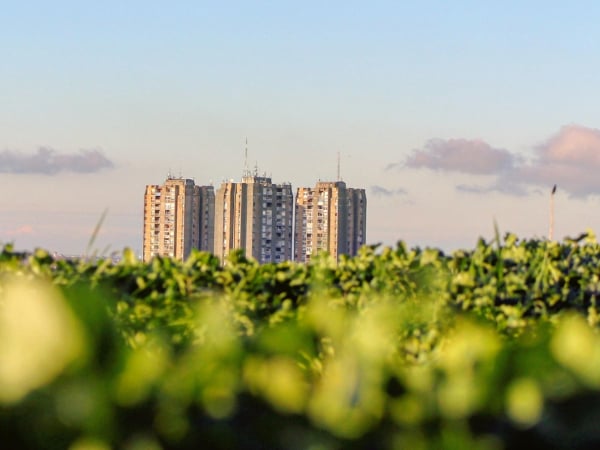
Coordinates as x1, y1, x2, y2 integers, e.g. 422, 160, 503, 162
294, 181, 366, 262
214, 173, 293, 264
143, 176, 215, 262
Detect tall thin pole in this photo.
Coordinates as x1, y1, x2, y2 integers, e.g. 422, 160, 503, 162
337, 151, 341, 181
549, 184, 556, 240
243, 137, 249, 177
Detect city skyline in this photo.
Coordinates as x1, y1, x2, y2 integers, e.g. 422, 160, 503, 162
3, 2, 600, 255
143, 173, 366, 263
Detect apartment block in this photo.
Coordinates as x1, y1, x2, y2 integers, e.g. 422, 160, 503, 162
143, 176, 215, 262
214, 174, 293, 263
294, 181, 366, 262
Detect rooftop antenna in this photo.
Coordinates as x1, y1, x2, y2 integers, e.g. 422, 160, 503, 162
337, 151, 341, 181
549, 184, 557, 240
243, 137, 250, 177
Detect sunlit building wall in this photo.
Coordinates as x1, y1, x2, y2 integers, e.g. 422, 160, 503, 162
143, 176, 214, 261
214, 174, 293, 263
294, 181, 366, 262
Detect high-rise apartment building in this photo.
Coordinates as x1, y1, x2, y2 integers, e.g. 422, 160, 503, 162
294, 181, 366, 262
143, 176, 215, 262
214, 173, 293, 263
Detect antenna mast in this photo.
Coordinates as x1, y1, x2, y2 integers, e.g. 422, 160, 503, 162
549, 184, 556, 240
243, 137, 249, 177
337, 151, 341, 181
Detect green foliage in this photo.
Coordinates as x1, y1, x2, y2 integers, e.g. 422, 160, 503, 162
3, 234, 600, 448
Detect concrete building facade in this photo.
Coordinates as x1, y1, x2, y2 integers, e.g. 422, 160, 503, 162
196, 185, 215, 253
143, 176, 214, 262
294, 181, 366, 262
214, 174, 293, 263
346, 187, 368, 255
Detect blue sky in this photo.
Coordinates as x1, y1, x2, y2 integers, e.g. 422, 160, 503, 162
3, 1, 600, 255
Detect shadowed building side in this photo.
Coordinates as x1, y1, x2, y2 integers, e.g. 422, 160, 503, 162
195, 185, 215, 254
347, 188, 367, 255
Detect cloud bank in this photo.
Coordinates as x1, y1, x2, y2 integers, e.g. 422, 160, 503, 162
514, 125, 600, 197
394, 125, 600, 198
402, 138, 515, 175
0, 148, 114, 175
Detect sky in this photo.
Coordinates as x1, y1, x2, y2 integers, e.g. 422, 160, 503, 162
3, 1, 600, 256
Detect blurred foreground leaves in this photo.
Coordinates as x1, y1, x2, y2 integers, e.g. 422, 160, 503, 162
3, 234, 600, 448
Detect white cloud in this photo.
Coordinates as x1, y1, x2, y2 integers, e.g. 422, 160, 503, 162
392, 125, 600, 198
0, 148, 114, 175
370, 185, 407, 197
400, 138, 515, 175
512, 125, 600, 197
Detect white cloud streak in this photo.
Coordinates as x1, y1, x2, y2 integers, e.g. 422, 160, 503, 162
455, 183, 528, 196
370, 185, 408, 197
0, 148, 114, 175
